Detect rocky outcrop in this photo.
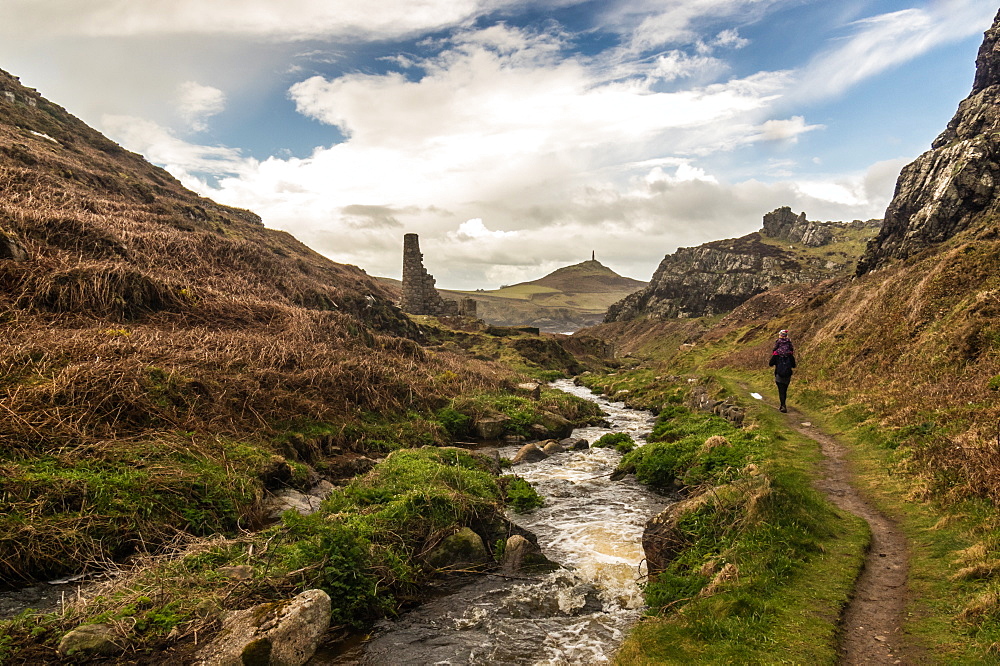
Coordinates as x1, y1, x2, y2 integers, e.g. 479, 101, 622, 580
858, 10, 1000, 273
762, 206, 832, 247
0, 229, 27, 261
643, 496, 711, 576
606, 208, 878, 322
606, 234, 798, 321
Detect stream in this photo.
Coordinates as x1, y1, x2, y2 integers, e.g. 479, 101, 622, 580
324, 379, 666, 665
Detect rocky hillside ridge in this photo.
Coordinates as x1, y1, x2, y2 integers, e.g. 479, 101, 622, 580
604, 207, 879, 322
858, 8, 1000, 273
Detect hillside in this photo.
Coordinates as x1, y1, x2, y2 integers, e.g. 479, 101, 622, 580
605, 208, 879, 322
578, 9, 1000, 660
382, 259, 646, 332
0, 66, 594, 588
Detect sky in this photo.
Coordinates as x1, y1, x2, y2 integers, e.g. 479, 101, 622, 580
0, 1, 995, 289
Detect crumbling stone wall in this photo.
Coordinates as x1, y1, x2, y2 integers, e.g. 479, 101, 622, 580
401, 233, 476, 316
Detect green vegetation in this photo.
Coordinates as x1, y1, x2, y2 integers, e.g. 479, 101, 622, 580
581, 372, 870, 663
0, 447, 532, 661
592, 432, 637, 454
502, 476, 545, 512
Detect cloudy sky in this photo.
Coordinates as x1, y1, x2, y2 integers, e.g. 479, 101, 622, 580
0, 1, 994, 288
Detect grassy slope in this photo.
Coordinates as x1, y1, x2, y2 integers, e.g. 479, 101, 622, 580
576, 216, 1000, 661
0, 68, 605, 586
0, 70, 612, 662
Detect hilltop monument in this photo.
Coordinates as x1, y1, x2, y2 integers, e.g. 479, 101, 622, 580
401, 233, 476, 317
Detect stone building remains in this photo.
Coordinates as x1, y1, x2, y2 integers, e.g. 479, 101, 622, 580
401, 233, 476, 317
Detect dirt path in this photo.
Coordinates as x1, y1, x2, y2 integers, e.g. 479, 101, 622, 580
780, 406, 921, 665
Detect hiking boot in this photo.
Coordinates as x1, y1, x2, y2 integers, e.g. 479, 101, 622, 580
779, 405, 787, 413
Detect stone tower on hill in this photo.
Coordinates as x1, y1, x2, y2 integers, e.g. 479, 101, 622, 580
401, 234, 476, 317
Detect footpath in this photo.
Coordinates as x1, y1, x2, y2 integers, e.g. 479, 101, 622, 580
779, 406, 921, 665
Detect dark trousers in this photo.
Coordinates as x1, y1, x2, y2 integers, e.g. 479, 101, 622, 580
776, 380, 789, 407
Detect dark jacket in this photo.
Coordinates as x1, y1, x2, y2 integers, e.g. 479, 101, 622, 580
769, 353, 796, 383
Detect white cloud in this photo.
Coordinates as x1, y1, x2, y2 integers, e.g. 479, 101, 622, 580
601, 0, 785, 51
176, 81, 226, 131
452, 218, 518, 240
753, 116, 824, 143
796, 0, 996, 100
0, 0, 567, 40
101, 115, 252, 186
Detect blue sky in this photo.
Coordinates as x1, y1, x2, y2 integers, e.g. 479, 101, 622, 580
0, 0, 994, 289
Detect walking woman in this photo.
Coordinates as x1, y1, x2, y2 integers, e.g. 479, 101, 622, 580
769, 329, 796, 412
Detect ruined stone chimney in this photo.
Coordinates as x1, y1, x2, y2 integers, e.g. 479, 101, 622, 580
401, 233, 469, 316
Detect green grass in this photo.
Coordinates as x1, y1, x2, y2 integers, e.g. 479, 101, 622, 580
774, 380, 1000, 662
592, 432, 636, 454
0, 447, 522, 660
581, 368, 870, 664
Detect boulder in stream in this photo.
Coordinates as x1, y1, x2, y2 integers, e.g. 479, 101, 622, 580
501, 534, 560, 574
542, 440, 565, 455
560, 437, 589, 451
194, 588, 331, 666
511, 443, 548, 464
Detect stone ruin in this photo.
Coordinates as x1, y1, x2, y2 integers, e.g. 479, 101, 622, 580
401, 233, 477, 317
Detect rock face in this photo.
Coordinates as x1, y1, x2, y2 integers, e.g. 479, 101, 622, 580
858, 10, 1000, 274
643, 499, 702, 576
195, 589, 331, 666
762, 206, 832, 247
0, 229, 27, 261
606, 208, 878, 322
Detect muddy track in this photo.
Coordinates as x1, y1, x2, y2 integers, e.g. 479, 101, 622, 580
782, 407, 924, 665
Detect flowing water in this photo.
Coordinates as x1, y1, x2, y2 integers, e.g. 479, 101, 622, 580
323, 379, 667, 665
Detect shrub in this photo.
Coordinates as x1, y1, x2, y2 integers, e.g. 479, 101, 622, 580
593, 432, 637, 453
435, 406, 472, 438
503, 476, 544, 512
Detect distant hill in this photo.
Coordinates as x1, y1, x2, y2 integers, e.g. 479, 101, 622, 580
381, 259, 646, 332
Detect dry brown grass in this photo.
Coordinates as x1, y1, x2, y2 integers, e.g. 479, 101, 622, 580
0, 77, 531, 585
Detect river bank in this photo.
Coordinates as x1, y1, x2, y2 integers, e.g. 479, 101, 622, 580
326, 379, 666, 664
